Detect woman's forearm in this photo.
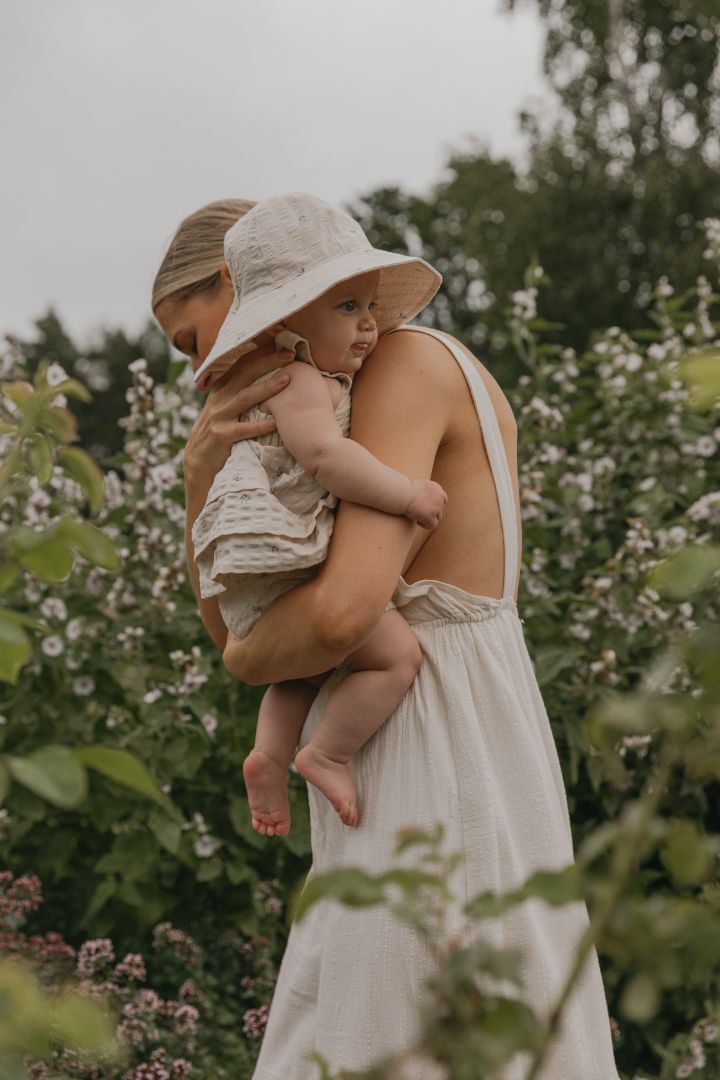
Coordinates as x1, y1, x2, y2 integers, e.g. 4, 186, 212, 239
184, 464, 229, 650
223, 577, 359, 685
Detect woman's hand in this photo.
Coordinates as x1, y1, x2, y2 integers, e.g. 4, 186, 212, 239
183, 343, 295, 484
182, 343, 295, 649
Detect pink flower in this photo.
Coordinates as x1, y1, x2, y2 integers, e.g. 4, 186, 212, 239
242, 1003, 270, 1038
76, 938, 115, 977
115, 953, 147, 982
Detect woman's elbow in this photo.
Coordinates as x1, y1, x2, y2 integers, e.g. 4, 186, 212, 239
222, 634, 263, 686
313, 590, 380, 656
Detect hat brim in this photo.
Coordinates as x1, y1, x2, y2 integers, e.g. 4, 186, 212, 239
194, 248, 441, 389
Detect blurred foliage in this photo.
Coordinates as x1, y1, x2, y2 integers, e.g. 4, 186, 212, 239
293, 263, 720, 1080
6, 314, 172, 462
352, 0, 720, 386
0, 348, 310, 970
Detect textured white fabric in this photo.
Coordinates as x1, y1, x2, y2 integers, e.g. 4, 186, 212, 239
253, 327, 620, 1080
194, 193, 441, 389
192, 331, 352, 639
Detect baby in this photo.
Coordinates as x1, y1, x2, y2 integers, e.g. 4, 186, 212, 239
192, 193, 445, 835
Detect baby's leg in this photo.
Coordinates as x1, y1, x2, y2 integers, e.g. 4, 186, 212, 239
295, 611, 421, 828
243, 680, 319, 837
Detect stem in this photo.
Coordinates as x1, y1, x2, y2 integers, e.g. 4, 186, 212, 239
523, 754, 674, 1080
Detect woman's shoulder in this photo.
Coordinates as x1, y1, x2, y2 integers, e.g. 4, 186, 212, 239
362, 326, 516, 438
357, 326, 471, 400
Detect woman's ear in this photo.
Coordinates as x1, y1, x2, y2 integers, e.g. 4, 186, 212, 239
219, 262, 233, 287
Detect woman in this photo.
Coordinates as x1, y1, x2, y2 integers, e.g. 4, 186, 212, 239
153, 199, 620, 1080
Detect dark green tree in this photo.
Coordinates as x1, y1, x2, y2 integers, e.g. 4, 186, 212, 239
353, 0, 720, 378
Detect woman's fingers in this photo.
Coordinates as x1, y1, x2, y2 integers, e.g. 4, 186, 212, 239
213, 342, 294, 391
213, 367, 290, 420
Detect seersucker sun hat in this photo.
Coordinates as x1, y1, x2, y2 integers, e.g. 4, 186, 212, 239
194, 192, 442, 389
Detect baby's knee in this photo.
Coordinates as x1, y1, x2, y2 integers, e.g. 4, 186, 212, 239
395, 633, 423, 686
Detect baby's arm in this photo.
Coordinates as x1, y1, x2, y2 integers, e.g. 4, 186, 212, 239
264, 363, 446, 527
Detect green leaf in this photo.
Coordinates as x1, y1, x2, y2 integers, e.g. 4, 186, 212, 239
649, 545, 720, 600
148, 811, 182, 854
27, 433, 53, 483
0, 612, 31, 684
57, 447, 105, 515
17, 537, 73, 587
533, 643, 582, 686
619, 972, 661, 1022
678, 350, 720, 409
40, 405, 77, 442
51, 378, 92, 404
293, 868, 388, 922
660, 819, 713, 885
0, 563, 21, 595
80, 878, 117, 925
74, 746, 165, 805
56, 518, 120, 570
2, 382, 33, 407
7, 747, 88, 809
51, 991, 116, 1053
393, 824, 444, 855
0, 762, 10, 803
515, 864, 584, 906
464, 889, 521, 919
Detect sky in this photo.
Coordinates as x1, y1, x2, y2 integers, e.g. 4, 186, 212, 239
0, 0, 548, 344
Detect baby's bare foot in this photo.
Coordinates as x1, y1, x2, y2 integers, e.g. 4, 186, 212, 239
242, 749, 291, 837
295, 745, 359, 827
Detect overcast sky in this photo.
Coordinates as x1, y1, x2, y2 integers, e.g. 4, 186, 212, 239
0, 1, 547, 344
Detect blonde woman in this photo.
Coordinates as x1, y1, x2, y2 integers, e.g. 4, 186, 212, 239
153, 199, 620, 1080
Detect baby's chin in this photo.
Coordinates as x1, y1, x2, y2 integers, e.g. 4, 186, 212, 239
315, 353, 366, 374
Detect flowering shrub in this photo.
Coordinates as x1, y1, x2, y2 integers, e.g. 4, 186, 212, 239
0, 870, 281, 1079
0, 349, 310, 962
1, 223, 719, 1077
294, 230, 720, 1080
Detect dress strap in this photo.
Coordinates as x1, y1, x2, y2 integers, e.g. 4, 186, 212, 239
388, 326, 519, 601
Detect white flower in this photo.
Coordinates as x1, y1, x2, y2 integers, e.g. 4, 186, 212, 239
40, 597, 67, 621
72, 676, 95, 696
595, 577, 613, 591
0, 715, 7, 726
657, 276, 674, 298
41, 635, 64, 657
128, 358, 148, 374
625, 352, 643, 372
150, 463, 179, 491
201, 713, 218, 737
695, 435, 716, 457
46, 361, 70, 387
194, 835, 218, 859
666, 525, 688, 547
66, 617, 84, 641
578, 494, 595, 512
143, 688, 162, 705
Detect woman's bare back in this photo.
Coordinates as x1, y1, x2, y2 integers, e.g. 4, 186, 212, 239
396, 329, 522, 602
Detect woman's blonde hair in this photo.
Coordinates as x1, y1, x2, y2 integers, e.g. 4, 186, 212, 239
151, 198, 256, 312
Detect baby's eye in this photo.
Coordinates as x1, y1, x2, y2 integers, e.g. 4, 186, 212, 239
339, 300, 356, 312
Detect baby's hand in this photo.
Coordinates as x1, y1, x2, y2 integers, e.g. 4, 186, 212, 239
405, 479, 448, 529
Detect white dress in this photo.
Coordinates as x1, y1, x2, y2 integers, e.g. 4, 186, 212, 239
191, 333, 353, 639
252, 327, 620, 1080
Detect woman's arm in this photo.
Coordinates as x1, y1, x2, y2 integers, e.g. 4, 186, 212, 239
223, 331, 454, 684
183, 346, 295, 648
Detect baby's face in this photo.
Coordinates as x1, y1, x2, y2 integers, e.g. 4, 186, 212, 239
281, 270, 380, 375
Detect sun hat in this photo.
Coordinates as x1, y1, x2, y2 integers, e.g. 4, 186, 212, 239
194, 192, 442, 389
